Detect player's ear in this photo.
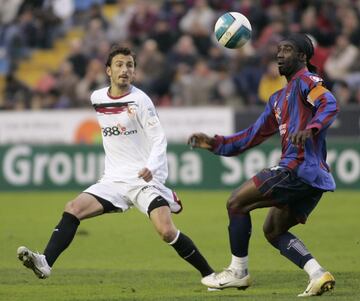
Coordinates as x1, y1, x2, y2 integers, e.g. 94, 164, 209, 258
298, 52, 307, 63
106, 66, 111, 77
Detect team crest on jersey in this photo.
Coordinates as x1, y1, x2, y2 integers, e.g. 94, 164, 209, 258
309, 75, 322, 83
127, 103, 138, 117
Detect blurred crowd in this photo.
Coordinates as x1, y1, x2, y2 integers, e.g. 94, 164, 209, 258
1, 0, 360, 110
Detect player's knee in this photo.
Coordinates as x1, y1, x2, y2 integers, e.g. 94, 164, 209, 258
158, 227, 177, 243
263, 222, 282, 245
263, 223, 274, 243
64, 200, 80, 218
226, 192, 247, 215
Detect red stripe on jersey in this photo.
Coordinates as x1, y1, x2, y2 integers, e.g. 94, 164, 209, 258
287, 158, 300, 169
95, 106, 128, 114
297, 89, 313, 131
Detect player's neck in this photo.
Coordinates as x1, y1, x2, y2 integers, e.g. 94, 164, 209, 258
108, 85, 131, 98
286, 65, 307, 82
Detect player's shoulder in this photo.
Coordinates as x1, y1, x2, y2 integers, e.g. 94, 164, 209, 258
298, 71, 324, 89
268, 86, 286, 104
90, 87, 109, 104
131, 85, 154, 106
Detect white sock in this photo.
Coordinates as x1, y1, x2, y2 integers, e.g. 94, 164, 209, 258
229, 255, 248, 274
303, 258, 324, 279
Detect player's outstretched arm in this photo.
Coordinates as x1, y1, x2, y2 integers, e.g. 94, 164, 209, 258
187, 133, 215, 150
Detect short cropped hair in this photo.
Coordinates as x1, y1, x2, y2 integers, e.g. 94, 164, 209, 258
105, 45, 137, 67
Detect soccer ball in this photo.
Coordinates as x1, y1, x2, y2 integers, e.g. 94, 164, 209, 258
214, 12, 252, 49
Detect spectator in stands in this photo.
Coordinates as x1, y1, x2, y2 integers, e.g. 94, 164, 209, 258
336, 4, 360, 46
4, 72, 32, 109
207, 45, 230, 72
212, 65, 240, 107
67, 38, 89, 78
106, 0, 135, 44
136, 39, 167, 101
0, 0, 24, 25
149, 15, 179, 54
233, 55, 264, 105
258, 59, 286, 103
82, 18, 108, 58
299, 6, 335, 48
332, 80, 356, 106
128, 0, 158, 45
171, 59, 218, 106
324, 34, 359, 84
75, 58, 107, 106
166, 34, 198, 72
179, 0, 216, 56
55, 60, 80, 107
161, 0, 186, 33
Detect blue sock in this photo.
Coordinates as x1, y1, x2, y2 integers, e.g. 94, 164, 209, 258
270, 232, 313, 268
228, 211, 252, 257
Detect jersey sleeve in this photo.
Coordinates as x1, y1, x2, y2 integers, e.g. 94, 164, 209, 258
212, 99, 279, 156
137, 96, 168, 178
299, 74, 339, 134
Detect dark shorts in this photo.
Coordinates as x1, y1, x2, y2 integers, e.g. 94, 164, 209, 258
252, 167, 324, 224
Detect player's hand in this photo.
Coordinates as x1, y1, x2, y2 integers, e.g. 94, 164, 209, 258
138, 168, 153, 182
187, 133, 215, 150
289, 129, 313, 147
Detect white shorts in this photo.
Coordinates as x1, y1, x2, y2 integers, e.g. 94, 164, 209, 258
83, 180, 182, 215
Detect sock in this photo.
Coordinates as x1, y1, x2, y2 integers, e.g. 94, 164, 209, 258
303, 258, 324, 279
270, 232, 313, 269
169, 231, 214, 277
228, 211, 252, 257
229, 255, 248, 275
43, 212, 80, 267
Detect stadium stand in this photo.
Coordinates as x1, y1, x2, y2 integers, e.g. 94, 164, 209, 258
1, 0, 360, 110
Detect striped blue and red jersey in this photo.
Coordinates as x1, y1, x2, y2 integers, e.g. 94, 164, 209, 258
212, 68, 339, 191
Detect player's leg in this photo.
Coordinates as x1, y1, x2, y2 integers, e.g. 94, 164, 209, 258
17, 179, 129, 279
17, 193, 105, 278
148, 197, 214, 278
42, 192, 106, 266
202, 178, 277, 289
263, 199, 335, 296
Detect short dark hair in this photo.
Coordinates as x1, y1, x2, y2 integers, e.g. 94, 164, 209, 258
105, 45, 136, 67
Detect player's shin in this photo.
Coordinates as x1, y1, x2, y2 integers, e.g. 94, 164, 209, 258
227, 210, 251, 274
43, 212, 80, 266
169, 230, 214, 277
269, 232, 313, 269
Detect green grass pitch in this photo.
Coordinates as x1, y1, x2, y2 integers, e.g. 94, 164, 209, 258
1, 190, 359, 301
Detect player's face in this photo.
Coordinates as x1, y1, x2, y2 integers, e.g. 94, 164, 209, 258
107, 54, 135, 89
277, 41, 303, 77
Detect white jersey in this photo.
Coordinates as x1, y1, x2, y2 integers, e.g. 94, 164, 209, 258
91, 86, 168, 185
